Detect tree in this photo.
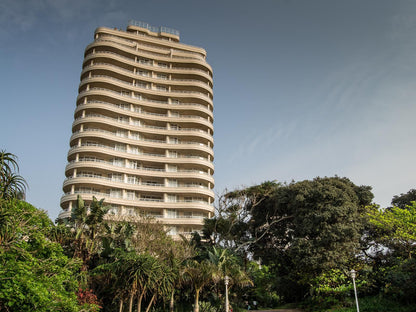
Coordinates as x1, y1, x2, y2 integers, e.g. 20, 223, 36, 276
366, 202, 416, 303
0, 150, 28, 200
0, 199, 97, 311
182, 259, 217, 312
203, 181, 280, 255
69, 195, 110, 270
391, 189, 416, 209
229, 177, 373, 302
367, 202, 416, 259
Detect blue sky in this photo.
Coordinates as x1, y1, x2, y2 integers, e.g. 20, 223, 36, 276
1, 0, 415, 219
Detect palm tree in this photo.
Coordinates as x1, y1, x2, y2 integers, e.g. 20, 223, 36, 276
182, 259, 217, 312
208, 246, 253, 309
0, 150, 28, 200
69, 195, 109, 270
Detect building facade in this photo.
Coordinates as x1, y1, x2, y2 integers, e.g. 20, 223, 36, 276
58, 21, 214, 237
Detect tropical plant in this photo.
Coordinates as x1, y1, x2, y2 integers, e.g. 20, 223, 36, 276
0, 199, 97, 311
182, 259, 217, 312
69, 195, 110, 270
0, 150, 28, 200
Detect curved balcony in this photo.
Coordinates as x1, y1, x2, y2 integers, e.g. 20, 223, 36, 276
83, 49, 212, 83
79, 75, 213, 106
67, 144, 214, 170
85, 39, 212, 75
62, 176, 214, 197
65, 159, 214, 184
77, 88, 213, 115
60, 193, 214, 212
75, 101, 213, 131
69, 129, 213, 157
81, 63, 213, 94
95, 27, 208, 60
72, 114, 213, 142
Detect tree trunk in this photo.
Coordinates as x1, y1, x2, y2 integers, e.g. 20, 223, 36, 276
129, 293, 134, 312
169, 289, 175, 312
145, 294, 156, 312
137, 289, 145, 312
194, 289, 200, 312
119, 299, 124, 312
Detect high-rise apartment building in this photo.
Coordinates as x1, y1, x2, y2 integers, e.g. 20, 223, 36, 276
58, 21, 214, 237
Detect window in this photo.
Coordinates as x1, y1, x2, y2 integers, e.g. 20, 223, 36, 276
127, 160, 137, 169
167, 165, 177, 172
115, 144, 126, 152
112, 158, 124, 166
110, 189, 122, 198
167, 195, 177, 202
127, 176, 138, 184
116, 130, 127, 137
138, 58, 150, 65
166, 209, 178, 218
137, 70, 149, 76
126, 191, 135, 200
111, 174, 123, 182
156, 85, 168, 91
130, 146, 139, 154
168, 179, 178, 187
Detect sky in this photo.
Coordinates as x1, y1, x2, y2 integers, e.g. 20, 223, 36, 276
1, 0, 416, 219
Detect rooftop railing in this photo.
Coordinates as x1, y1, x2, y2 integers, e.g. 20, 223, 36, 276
128, 20, 180, 37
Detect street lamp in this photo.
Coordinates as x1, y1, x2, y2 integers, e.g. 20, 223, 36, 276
350, 269, 360, 312
224, 275, 230, 312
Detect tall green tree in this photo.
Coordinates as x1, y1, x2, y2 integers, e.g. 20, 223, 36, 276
0, 199, 97, 311
391, 189, 416, 209
182, 259, 217, 312
215, 177, 373, 302
368, 202, 416, 259
366, 202, 416, 304
0, 151, 27, 200
69, 195, 110, 270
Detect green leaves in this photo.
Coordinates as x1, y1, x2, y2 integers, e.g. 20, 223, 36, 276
0, 199, 83, 311
368, 202, 416, 259
0, 150, 28, 200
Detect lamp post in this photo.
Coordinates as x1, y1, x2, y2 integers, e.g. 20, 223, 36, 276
350, 269, 360, 312
224, 275, 229, 312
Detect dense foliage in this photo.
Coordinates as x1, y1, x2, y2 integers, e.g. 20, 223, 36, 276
1, 151, 415, 312
0, 199, 95, 311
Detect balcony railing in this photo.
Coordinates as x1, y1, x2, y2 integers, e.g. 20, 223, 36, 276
74, 113, 210, 135
82, 73, 211, 99
85, 50, 210, 75
72, 128, 209, 148
62, 189, 212, 205
65, 174, 210, 189
78, 87, 212, 111
128, 20, 180, 37
69, 143, 210, 162
78, 100, 210, 122
83, 62, 210, 85
67, 158, 211, 176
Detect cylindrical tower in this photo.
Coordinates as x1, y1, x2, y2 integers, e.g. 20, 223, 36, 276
58, 21, 214, 237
